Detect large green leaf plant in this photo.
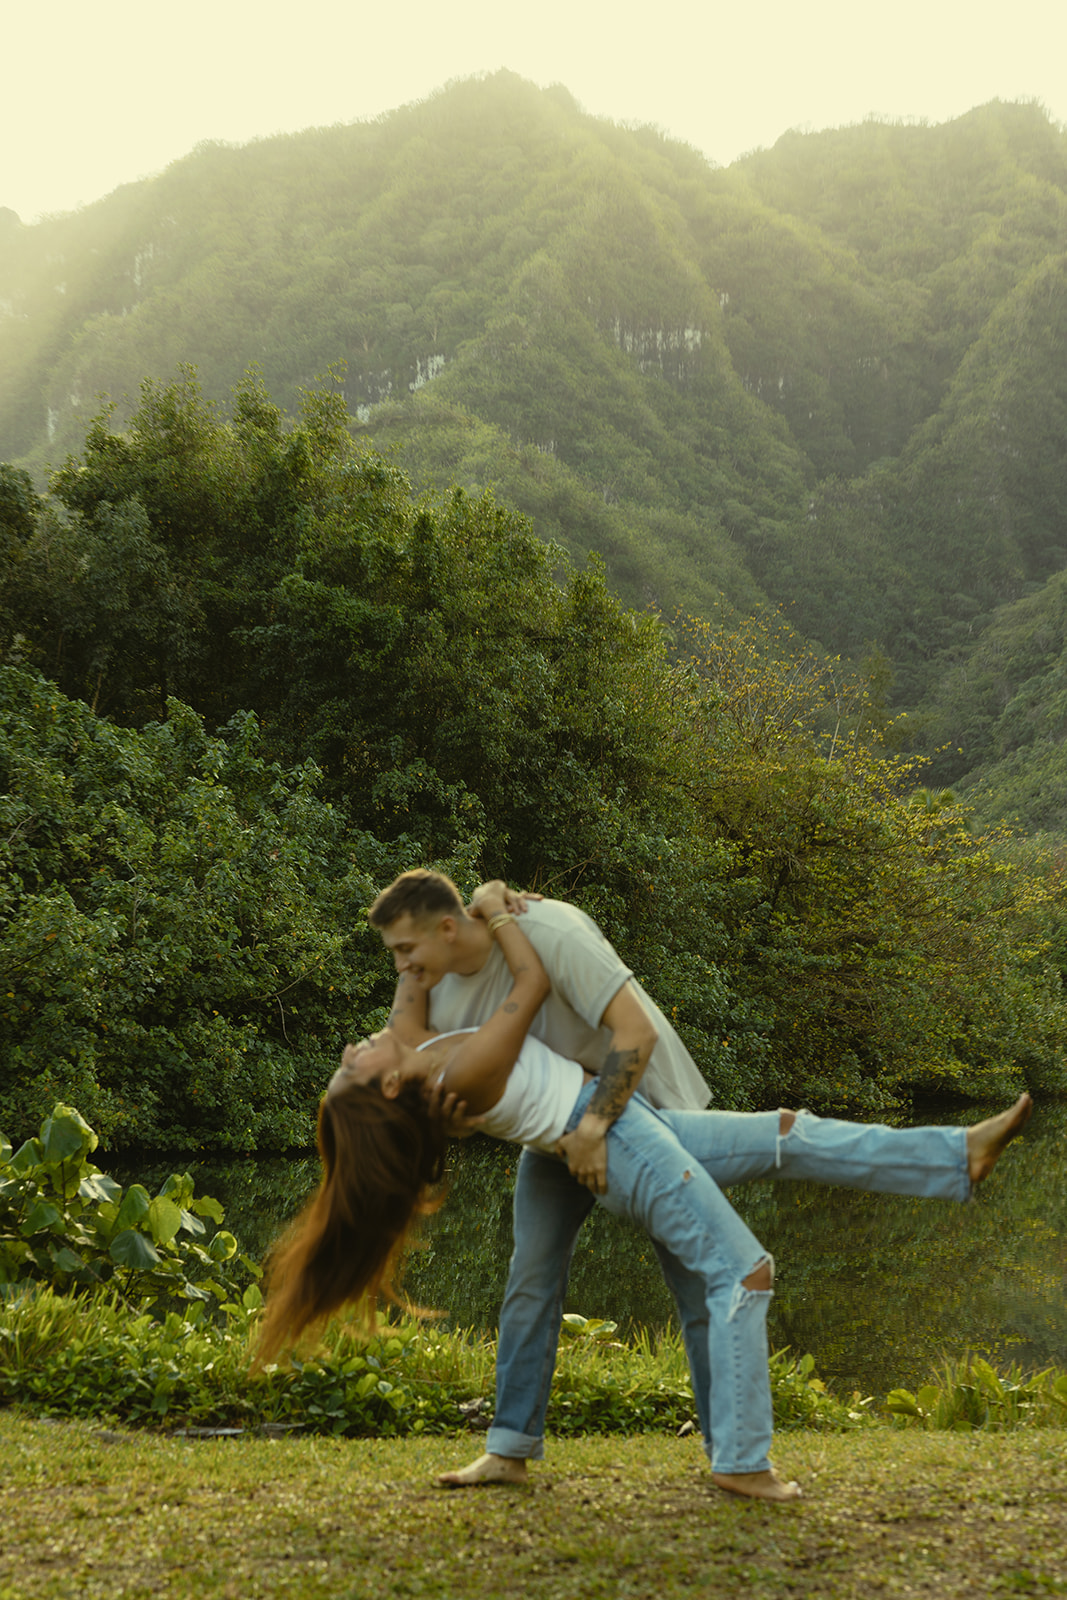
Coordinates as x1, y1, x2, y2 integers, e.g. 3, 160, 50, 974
0, 1103, 254, 1311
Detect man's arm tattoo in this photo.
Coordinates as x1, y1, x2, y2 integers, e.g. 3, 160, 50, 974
587, 1045, 643, 1123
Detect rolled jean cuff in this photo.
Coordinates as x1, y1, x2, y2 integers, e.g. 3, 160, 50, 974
709, 1451, 773, 1475
486, 1426, 545, 1461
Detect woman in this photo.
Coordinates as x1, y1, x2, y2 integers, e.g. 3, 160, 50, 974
257, 892, 799, 1501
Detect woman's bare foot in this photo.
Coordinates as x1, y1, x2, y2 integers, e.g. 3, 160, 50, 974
967, 1093, 1033, 1184
437, 1452, 529, 1488
711, 1469, 802, 1502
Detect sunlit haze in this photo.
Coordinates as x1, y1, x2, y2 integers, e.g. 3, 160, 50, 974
4, 0, 1065, 223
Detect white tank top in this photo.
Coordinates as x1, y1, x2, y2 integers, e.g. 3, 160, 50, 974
418, 1030, 585, 1154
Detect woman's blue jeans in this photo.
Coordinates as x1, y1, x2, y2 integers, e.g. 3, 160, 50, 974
485, 1102, 969, 1470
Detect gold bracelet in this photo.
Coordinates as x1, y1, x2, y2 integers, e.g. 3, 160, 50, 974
486, 911, 514, 936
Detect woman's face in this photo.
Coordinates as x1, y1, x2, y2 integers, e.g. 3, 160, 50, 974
329, 1031, 409, 1097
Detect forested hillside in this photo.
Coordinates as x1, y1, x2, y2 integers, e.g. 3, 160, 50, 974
3, 77, 1066, 824
2, 78, 1067, 1149
1, 374, 1064, 1148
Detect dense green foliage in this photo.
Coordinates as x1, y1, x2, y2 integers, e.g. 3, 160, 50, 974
0, 1104, 250, 1306
887, 1356, 1067, 1432
4, 1273, 1065, 1437
0, 658, 400, 1148
0, 1279, 880, 1437
1, 373, 1064, 1148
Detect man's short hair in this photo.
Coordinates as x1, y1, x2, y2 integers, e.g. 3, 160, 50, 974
367, 869, 465, 929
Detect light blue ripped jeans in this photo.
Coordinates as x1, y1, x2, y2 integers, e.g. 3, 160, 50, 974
486, 1103, 970, 1470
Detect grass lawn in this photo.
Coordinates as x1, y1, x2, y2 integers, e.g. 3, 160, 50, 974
2, 1412, 1066, 1598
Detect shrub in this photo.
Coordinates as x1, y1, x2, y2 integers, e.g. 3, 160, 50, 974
886, 1353, 1067, 1431
0, 666, 393, 1149
0, 1103, 254, 1310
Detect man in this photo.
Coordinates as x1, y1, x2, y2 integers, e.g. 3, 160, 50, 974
368, 868, 746, 1490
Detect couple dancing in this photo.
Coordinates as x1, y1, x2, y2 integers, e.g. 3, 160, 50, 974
258, 871, 1033, 1502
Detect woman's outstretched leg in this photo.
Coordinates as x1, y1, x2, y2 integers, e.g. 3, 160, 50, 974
661, 1095, 1032, 1201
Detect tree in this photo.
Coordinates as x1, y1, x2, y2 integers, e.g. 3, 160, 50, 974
671, 610, 1067, 1106
0, 665, 411, 1148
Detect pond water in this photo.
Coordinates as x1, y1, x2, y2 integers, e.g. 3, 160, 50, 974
114, 1098, 1067, 1400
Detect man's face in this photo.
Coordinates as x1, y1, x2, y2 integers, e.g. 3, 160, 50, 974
378, 912, 457, 990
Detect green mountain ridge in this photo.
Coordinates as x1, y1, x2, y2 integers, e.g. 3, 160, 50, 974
3, 74, 1067, 823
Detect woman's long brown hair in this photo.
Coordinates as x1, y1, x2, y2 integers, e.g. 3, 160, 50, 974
253, 1074, 447, 1366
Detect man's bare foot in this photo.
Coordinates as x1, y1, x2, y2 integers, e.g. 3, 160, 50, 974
967, 1093, 1033, 1184
437, 1452, 529, 1488
712, 1469, 802, 1502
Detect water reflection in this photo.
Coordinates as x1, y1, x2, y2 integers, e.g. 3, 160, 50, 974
746, 1098, 1067, 1395
110, 1099, 1067, 1398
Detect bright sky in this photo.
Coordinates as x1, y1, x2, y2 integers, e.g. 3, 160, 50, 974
4, 0, 1064, 224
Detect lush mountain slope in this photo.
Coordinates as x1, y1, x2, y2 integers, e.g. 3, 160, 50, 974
916, 568, 1067, 827
2, 76, 1066, 774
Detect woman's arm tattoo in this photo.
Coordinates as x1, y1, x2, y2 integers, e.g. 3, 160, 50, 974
388, 977, 419, 1026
